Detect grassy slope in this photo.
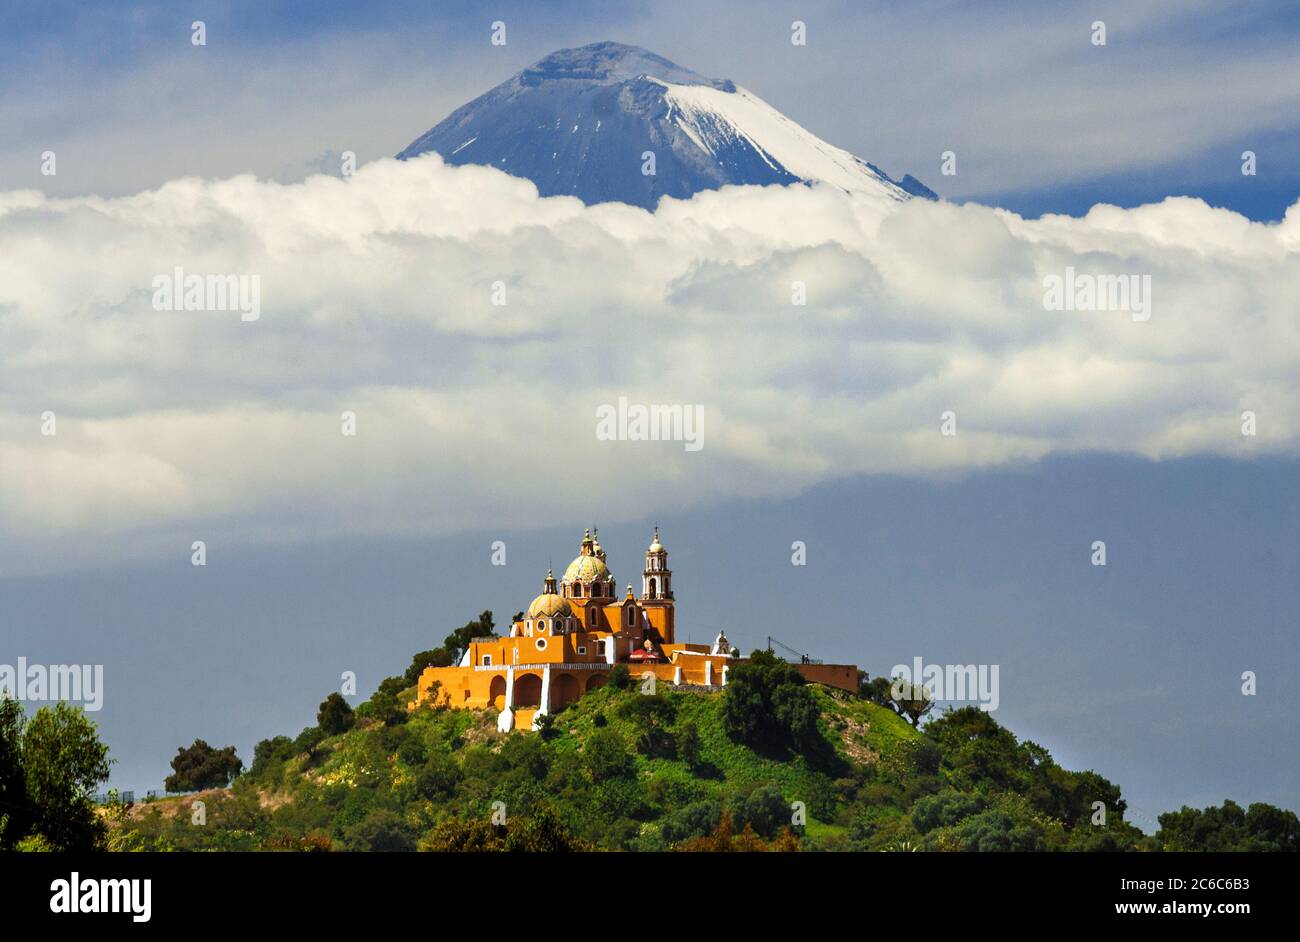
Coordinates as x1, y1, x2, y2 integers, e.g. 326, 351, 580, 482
113, 682, 925, 850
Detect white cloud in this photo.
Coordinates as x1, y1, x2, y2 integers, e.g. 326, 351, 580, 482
1, 154, 1297, 573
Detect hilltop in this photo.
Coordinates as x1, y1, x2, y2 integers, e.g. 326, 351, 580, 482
108, 656, 1177, 852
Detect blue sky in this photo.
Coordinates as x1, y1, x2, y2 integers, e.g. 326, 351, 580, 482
1, 1, 1298, 825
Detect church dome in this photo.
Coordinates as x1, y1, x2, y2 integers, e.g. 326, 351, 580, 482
563, 554, 610, 584
528, 592, 572, 619
648, 526, 665, 554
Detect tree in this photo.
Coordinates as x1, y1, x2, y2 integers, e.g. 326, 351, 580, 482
503, 806, 593, 852
401, 613, 498, 687
771, 826, 802, 852
247, 735, 296, 783
857, 671, 896, 709
608, 664, 632, 690
418, 817, 506, 852
617, 694, 676, 758
889, 676, 934, 727
317, 692, 356, 736
0, 695, 32, 848
721, 649, 822, 752
403, 649, 449, 685
1156, 800, 1300, 852
679, 809, 776, 852
773, 683, 821, 749
164, 739, 242, 792
442, 611, 496, 666
18, 702, 112, 850
356, 687, 408, 727
948, 805, 1047, 852
416, 808, 592, 852
532, 711, 562, 740
676, 720, 702, 770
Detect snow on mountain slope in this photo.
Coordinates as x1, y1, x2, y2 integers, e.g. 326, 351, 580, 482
656, 79, 908, 205
398, 41, 931, 211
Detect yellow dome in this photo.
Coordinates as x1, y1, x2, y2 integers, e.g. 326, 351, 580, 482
528, 593, 572, 619
563, 554, 610, 584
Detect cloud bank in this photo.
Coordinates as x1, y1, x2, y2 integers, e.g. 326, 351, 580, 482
1, 155, 1297, 573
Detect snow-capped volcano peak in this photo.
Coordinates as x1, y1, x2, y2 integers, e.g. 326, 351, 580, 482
398, 41, 932, 210
519, 41, 723, 88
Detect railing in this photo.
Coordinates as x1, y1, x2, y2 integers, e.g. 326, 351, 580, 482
473, 662, 609, 671
767, 635, 823, 664
93, 789, 196, 805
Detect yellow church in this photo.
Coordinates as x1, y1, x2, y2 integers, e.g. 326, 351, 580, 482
410, 528, 857, 731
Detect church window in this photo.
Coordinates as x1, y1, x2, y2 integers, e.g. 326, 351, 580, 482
626, 607, 636, 627
648, 577, 657, 596
589, 608, 598, 627
481, 655, 492, 666
536, 638, 547, 651
577, 646, 587, 655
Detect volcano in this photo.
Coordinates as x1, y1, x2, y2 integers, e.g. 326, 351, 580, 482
398, 41, 935, 210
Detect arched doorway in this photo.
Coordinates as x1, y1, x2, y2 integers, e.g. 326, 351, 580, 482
586, 673, 607, 692
488, 674, 507, 710
553, 673, 580, 708
514, 673, 542, 708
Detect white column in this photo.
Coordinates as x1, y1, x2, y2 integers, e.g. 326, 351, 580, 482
673, 665, 683, 686
497, 668, 517, 733
538, 664, 552, 716
705, 660, 713, 686
721, 665, 729, 687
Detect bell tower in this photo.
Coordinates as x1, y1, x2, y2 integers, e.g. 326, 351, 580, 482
642, 527, 672, 599
640, 527, 675, 643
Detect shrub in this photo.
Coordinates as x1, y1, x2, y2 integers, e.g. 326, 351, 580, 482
911, 789, 987, 834
584, 729, 633, 783
618, 695, 677, 758
734, 785, 788, 838
415, 754, 462, 800
662, 799, 723, 844
676, 720, 702, 769
342, 809, 417, 852
292, 725, 325, 755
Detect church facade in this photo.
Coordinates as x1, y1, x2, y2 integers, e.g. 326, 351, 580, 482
410, 528, 857, 731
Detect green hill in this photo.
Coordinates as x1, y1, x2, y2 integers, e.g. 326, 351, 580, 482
109, 653, 1197, 852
